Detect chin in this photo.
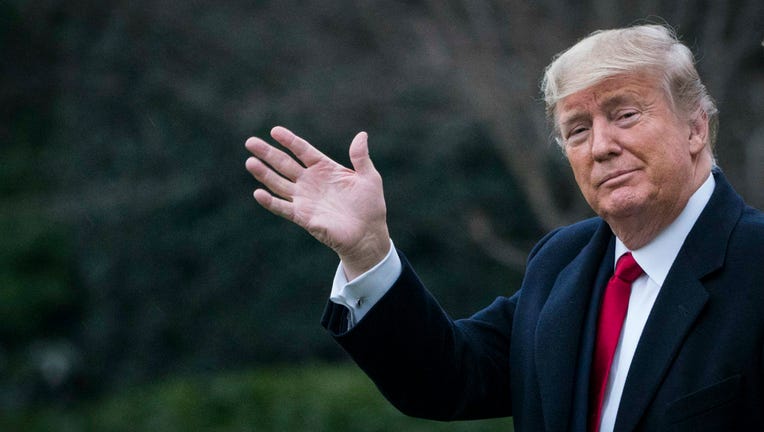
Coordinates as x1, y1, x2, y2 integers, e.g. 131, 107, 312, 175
594, 191, 647, 220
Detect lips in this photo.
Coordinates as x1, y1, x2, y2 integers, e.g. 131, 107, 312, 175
597, 169, 638, 187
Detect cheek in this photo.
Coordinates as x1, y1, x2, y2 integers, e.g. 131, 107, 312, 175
567, 152, 592, 184
568, 157, 598, 204
642, 126, 693, 170
645, 146, 691, 184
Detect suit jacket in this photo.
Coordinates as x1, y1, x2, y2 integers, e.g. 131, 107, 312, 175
322, 170, 764, 431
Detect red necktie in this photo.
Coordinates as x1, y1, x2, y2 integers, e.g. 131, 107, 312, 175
589, 252, 643, 432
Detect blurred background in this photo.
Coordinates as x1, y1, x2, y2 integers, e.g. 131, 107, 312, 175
2, 0, 762, 430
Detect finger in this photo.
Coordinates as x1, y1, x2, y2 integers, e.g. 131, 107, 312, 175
245, 157, 295, 200
245, 136, 303, 181
270, 126, 327, 167
348, 131, 375, 175
253, 188, 295, 222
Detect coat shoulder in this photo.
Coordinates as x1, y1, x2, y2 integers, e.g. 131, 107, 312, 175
527, 217, 606, 264
737, 205, 764, 236
726, 205, 764, 263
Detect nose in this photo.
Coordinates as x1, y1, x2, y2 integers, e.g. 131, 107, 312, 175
590, 117, 621, 161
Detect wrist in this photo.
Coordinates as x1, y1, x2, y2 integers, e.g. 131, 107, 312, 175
340, 232, 391, 281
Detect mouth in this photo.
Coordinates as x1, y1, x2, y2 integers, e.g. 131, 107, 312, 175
597, 169, 638, 187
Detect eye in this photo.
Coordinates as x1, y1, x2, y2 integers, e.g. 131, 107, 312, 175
564, 126, 589, 146
615, 110, 640, 125
565, 126, 589, 143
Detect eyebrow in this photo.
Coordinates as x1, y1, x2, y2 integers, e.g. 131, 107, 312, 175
559, 93, 641, 130
559, 112, 589, 132
600, 94, 639, 112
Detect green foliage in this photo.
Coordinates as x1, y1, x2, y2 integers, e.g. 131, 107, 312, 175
1, 0, 539, 401
0, 1, 85, 409
0, 214, 77, 344
3, 363, 514, 432
0, 211, 83, 410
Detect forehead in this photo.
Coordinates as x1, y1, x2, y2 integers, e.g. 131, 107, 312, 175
556, 74, 662, 123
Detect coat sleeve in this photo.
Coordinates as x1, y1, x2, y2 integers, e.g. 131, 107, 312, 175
322, 250, 518, 421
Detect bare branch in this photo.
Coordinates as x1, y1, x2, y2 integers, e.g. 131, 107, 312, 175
467, 208, 529, 269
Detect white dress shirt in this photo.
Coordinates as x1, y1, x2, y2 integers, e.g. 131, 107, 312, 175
330, 173, 716, 431
330, 239, 402, 327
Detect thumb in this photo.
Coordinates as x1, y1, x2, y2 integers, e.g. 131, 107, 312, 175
349, 131, 375, 175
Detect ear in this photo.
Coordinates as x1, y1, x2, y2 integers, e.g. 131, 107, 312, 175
687, 109, 709, 157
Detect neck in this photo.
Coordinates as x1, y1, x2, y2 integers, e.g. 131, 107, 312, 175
610, 211, 681, 250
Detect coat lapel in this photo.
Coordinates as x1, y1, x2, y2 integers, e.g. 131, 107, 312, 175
613, 261, 709, 432
536, 221, 613, 432
613, 170, 744, 432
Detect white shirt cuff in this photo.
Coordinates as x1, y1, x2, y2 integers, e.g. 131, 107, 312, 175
329, 239, 402, 328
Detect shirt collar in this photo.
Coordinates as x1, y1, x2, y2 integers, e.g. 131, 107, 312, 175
614, 172, 715, 286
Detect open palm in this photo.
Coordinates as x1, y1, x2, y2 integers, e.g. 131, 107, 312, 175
245, 126, 391, 278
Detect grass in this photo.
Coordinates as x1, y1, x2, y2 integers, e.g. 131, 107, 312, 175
3, 362, 514, 431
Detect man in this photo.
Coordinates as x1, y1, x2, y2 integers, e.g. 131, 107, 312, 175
244, 24, 764, 431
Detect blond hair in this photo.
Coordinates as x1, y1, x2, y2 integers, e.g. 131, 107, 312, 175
542, 24, 718, 149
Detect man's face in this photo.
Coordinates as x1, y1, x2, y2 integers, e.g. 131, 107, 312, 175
556, 74, 707, 228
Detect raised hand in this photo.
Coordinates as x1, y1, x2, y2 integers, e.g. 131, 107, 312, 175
245, 126, 391, 279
